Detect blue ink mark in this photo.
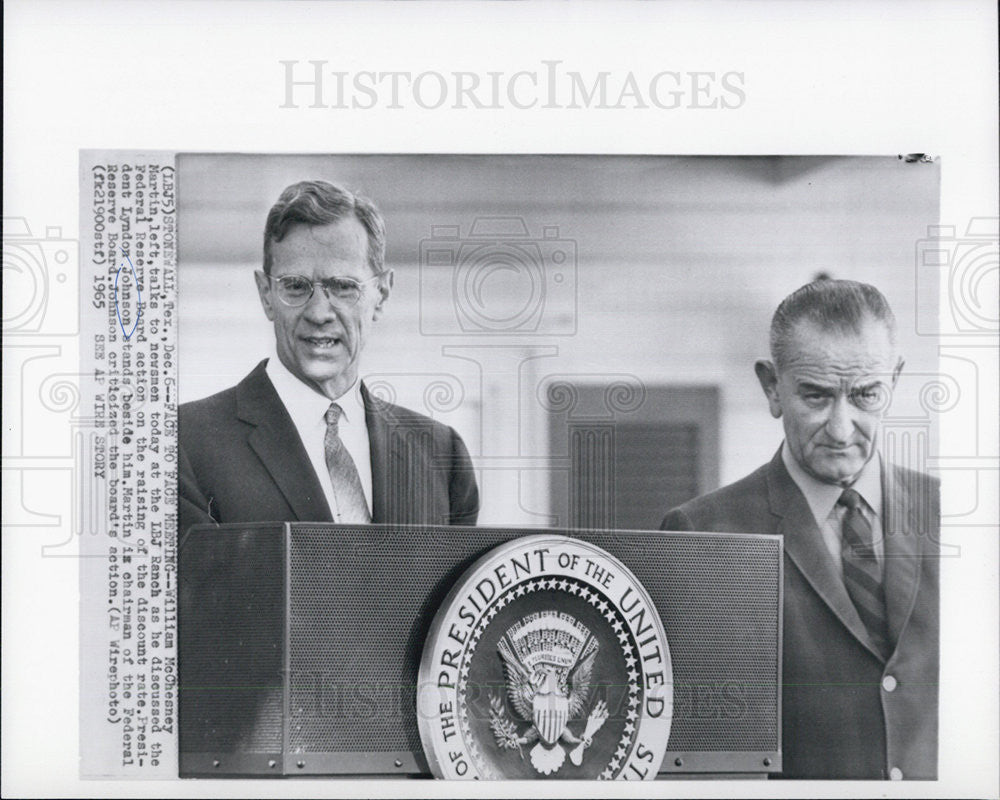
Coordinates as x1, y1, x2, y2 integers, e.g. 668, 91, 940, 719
113, 249, 142, 340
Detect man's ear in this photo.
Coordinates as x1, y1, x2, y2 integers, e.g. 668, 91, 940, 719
372, 269, 393, 321
755, 359, 783, 419
254, 270, 276, 322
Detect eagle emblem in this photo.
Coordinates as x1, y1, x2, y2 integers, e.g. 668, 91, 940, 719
490, 610, 609, 774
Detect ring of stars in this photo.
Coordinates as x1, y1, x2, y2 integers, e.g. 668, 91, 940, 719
452, 575, 644, 779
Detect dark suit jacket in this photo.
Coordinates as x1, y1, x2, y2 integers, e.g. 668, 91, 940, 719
661, 448, 939, 780
179, 360, 479, 534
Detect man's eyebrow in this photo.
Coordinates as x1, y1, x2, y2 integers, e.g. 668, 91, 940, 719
795, 381, 834, 393
850, 380, 884, 393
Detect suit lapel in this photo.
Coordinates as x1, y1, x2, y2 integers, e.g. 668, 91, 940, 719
768, 450, 886, 662
236, 360, 333, 523
361, 382, 404, 524
881, 463, 922, 648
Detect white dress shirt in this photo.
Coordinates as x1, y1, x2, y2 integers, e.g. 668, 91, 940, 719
781, 441, 884, 573
265, 354, 373, 520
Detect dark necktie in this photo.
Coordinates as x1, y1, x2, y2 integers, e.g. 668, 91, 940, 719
324, 403, 371, 524
838, 488, 890, 659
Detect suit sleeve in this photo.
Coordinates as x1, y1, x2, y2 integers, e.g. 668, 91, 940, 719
660, 508, 695, 532
179, 441, 218, 539
447, 427, 480, 526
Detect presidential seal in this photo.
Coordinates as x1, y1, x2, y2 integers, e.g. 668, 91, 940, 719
418, 535, 672, 780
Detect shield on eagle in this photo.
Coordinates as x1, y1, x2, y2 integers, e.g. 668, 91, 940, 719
533, 679, 570, 745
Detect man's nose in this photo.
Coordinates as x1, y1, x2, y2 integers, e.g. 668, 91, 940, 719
302, 284, 339, 321
825, 394, 855, 443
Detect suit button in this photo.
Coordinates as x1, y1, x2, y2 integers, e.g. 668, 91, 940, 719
882, 675, 897, 692
889, 767, 903, 780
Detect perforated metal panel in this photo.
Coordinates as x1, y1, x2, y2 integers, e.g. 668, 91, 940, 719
620, 535, 780, 752
180, 524, 781, 776
287, 530, 431, 753
179, 525, 286, 760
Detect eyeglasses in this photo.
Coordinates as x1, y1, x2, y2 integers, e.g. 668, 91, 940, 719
265, 272, 387, 308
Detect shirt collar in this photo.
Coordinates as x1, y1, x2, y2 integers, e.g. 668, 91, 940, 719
781, 441, 883, 526
265, 351, 365, 427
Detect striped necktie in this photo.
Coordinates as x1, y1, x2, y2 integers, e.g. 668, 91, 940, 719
838, 488, 890, 659
324, 402, 371, 524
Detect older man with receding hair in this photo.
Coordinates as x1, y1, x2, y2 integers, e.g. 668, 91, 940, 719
661, 279, 940, 780
180, 180, 479, 535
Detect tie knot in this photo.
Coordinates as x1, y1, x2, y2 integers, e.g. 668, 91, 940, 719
838, 488, 864, 512
325, 402, 343, 430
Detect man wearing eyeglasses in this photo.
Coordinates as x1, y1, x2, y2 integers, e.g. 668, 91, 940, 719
179, 180, 479, 534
